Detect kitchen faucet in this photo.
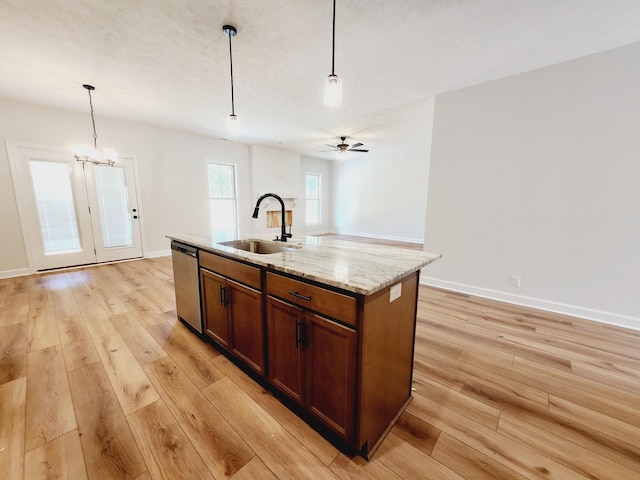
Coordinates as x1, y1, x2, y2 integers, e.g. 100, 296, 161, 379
252, 193, 292, 242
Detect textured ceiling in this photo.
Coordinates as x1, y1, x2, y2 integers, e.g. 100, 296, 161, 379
2, 0, 640, 159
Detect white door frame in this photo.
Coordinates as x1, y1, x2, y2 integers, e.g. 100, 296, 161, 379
6, 141, 145, 273
84, 156, 143, 263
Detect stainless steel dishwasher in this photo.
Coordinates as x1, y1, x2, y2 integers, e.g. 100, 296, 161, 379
171, 240, 203, 333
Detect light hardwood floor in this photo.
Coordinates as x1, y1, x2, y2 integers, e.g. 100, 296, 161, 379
1, 256, 639, 479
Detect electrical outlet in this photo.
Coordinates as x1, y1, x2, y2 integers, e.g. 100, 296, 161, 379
510, 275, 521, 287
389, 283, 402, 302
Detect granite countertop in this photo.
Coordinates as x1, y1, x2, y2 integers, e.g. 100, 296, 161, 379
167, 232, 441, 296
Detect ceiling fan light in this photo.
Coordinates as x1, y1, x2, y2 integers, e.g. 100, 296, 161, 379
324, 74, 342, 107
337, 148, 349, 160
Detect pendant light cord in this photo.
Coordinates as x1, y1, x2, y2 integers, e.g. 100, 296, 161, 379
331, 0, 336, 75
228, 31, 235, 116
87, 88, 98, 150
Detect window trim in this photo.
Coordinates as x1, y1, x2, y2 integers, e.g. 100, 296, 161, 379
207, 161, 239, 235
305, 172, 321, 226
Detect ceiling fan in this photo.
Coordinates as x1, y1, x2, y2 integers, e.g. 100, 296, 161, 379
325, 136, 369, 154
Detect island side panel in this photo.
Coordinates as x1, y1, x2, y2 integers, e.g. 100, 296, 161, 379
357, 271, 419, 457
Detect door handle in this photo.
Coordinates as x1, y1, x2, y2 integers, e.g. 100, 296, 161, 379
220, 285, 228, 307
295, 321, 307, 350
295, 320, 302, 349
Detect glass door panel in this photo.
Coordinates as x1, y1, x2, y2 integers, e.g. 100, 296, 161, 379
85, 157, 143, 263
7, 143, 97, 271
29, 160, 83, 253
7, 143, 143, 272
94, 165, 133, 248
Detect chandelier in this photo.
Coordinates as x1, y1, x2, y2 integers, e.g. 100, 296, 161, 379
74, 84, 117, 166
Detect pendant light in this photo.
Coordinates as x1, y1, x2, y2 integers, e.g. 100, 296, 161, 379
74, 84, 117, 166
223, 25, 240, 133
324, 0, 342, 107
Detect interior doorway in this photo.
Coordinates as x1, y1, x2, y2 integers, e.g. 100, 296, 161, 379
7, 142, 143, 271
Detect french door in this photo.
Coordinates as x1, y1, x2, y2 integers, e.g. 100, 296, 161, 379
7, 142, 142, 271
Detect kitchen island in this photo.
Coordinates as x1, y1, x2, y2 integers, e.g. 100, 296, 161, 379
167, 232, 440, 459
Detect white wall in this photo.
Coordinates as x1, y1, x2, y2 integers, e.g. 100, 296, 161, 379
0, 97, 334, 276
249, 145, 301, 239
424, 42, 640, 329
0, 97, 254, 274
331, 98, 435, 244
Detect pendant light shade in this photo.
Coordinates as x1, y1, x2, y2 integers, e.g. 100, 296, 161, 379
324, 74, 342, 107
324, 0, 342, 107
223, 25, 240, 132
74, 84, 117, 166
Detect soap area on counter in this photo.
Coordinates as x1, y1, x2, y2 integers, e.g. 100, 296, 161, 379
168, 232, 440, 459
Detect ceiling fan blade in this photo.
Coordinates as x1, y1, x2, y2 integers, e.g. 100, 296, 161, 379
324, 144, 339, 149
350, 142, 363, 149
348, 149, 369, 153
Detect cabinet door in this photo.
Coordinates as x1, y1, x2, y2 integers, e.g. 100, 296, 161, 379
200, 269, 230, 348
305, 313, 357, 442
228, 279, 264, 374
266, 296, 304, 405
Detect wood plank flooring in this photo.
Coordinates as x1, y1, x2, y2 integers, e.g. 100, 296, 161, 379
1, 255, 639, 479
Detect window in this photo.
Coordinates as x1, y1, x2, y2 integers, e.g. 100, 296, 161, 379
305, 173, 320, 226
207, 162, 238, 234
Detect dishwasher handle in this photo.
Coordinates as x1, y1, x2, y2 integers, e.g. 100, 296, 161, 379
171, 241, 198, 258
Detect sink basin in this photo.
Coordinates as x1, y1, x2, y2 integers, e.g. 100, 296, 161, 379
218, 239, 297, 254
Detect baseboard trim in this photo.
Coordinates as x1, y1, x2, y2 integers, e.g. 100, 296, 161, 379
421, 276, 640, 332
303, 228, 335, 236
334, 230, 423, 245
145, 249, 171, 258
0, 268, 31, 280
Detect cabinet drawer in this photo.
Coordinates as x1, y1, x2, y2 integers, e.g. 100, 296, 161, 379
266, 272, 357, 327
200, 251, 261, 290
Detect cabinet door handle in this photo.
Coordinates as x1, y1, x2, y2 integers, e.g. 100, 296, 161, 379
288, 291, 312, 302
295, 321, 308, 351
295, 320, 303, 349
220, 285, 228, 307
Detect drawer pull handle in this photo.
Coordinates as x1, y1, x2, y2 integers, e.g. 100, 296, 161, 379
288, 291, 312, 302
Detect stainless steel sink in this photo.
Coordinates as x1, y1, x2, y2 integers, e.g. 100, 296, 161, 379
218, 239, 297, 254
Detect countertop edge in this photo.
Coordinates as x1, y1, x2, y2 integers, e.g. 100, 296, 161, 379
167, 233, 441, 296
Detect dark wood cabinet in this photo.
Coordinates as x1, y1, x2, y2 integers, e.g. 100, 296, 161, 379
200, 251, 264, 374
266, 296, 304, 404
266, 290, 357, 443
266, 269, 420, 458
200, 269, 229, 348
228, 278, 264, 374
305, 311, 357, 441
185, 245, 422, 459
